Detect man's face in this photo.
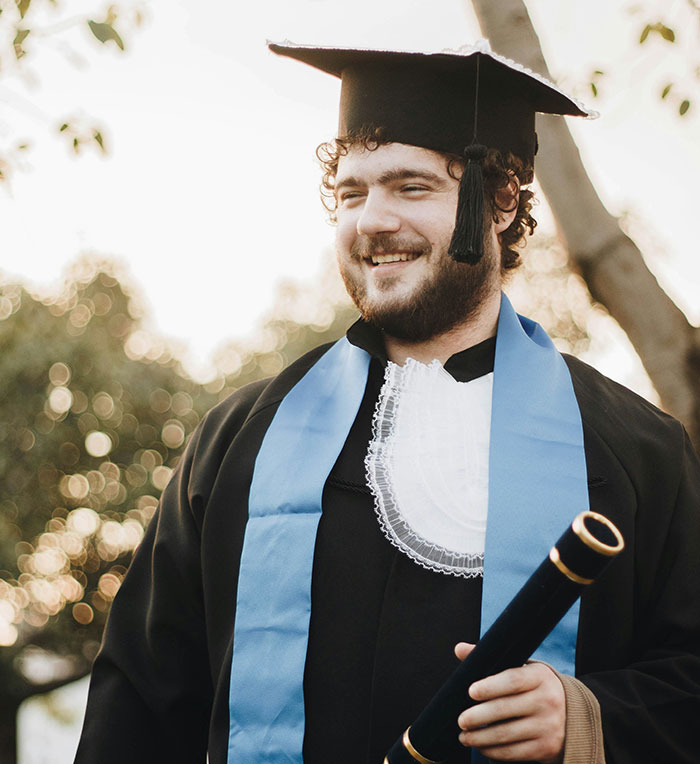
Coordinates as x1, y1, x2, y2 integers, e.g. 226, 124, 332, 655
334, 143, 500, 343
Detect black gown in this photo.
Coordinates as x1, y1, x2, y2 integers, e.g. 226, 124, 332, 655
74, 324, 700, 764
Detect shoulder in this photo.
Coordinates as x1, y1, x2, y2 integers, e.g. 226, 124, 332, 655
187, 341, 337, 464
563, 354, 673, 426
562, 354, 686, 473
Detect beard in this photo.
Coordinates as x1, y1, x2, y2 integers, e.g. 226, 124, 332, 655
338, 232, 498, 343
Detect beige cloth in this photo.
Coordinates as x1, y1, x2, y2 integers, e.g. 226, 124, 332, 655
485, 664, 605, 764
558, 672, 605, 764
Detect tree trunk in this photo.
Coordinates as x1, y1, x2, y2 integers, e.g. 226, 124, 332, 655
0, 697, 20, 764
470, 0, 700, 449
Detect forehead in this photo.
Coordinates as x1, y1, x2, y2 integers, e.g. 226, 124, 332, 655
335, 142, 453, 183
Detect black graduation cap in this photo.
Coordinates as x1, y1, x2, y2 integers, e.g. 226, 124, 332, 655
269, 40, 594, 263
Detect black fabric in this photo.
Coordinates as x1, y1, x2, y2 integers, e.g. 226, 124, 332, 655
346, 317, 496, 383
268, 44, 588, 162
75, 332, 700, 764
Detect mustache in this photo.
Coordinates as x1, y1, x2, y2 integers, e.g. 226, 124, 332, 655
350, 234, 431, 260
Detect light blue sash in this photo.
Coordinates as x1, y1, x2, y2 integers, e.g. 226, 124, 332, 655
483, 295, 589, 668
227, 294, 588, 763
227, 338, 370, 762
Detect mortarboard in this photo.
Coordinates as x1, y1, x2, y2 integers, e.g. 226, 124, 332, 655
269, 40, 595, 263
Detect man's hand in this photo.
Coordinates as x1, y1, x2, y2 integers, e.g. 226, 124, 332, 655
454, 642, 566, 764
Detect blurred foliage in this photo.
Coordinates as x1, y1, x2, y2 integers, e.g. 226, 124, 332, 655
508, 234, 593, 357
588, 0, 700, 117
0, 258, 358, 729
0, 262, 214, 714
0, 0, 144, 182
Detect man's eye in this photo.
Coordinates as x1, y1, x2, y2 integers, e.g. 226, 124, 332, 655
338, 191, 364, 203
401, 185, 429, 193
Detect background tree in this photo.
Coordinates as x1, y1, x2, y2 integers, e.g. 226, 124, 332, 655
470, 0, 700, 449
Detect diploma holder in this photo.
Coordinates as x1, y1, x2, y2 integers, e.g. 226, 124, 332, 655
384, 510, 624, 764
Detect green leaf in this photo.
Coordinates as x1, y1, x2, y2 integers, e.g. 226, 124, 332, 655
13, 28, 30, 45
13, 28, 30, 58
661, 83, 673, 99
16, 0, 32, 18
59, 123, 70, 132
660, 25, 675, 42
93, 131, 105, 151
590, 82, 598, 97
73, 137, 80, 153
679, 99, 690, 116
17, 144, 29, 151
16, 0, 31, 19
593, 70, 605, 77
87, 20, 124, 51
640, 24, 651, 43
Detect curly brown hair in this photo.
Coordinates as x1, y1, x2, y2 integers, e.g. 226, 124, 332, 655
316, 129, 537, 272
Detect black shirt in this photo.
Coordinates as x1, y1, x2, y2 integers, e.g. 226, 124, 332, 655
305, 319, 493, 763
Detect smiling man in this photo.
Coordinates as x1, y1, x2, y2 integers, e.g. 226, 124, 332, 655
333, 142, 506, 359
75, 42, 700, 764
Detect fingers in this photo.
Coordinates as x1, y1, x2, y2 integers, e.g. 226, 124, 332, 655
454, 641, 476, 661
468, 662, 551, 701
460, 689, 543, 729
457, 663, 566, 763
458, 714, 541, 750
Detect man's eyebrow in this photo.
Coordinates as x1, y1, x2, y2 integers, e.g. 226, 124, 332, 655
335, 168, 449, 192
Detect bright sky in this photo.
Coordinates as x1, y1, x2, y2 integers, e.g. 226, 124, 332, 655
2, 0, 699, 387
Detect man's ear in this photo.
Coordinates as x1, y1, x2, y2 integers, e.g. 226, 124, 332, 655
493, 175, 520, 234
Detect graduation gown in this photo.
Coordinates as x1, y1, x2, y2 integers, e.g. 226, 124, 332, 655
74, 326, 700, 764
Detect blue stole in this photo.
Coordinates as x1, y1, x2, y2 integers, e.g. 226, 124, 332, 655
227, 294, 588, 763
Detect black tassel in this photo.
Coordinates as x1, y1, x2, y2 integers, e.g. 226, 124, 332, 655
448, 143, 487, 264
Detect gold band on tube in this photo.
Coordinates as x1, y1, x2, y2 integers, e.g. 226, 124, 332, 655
402, 728, 441, 764
572, 511, 624, 556
549, 547, 594, 585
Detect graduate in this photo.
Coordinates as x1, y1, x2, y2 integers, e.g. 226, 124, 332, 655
75, 40, 700, 764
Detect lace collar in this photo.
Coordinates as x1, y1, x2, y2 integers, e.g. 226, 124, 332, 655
365, 358, 492, 578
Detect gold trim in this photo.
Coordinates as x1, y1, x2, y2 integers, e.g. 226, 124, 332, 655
549, 547, 594, 585
402, 728, 441, 764
572, 511, 624, 556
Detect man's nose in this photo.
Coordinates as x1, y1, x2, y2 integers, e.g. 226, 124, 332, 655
356, 191, 401, 236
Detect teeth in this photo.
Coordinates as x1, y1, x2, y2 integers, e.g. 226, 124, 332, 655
370, 253, 419, 265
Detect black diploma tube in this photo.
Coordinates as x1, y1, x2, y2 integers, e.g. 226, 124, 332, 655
384, 510, 624, 764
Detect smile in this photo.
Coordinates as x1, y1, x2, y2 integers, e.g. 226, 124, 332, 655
369, 252, 421, 265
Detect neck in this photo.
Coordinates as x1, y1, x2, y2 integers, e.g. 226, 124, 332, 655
384, 289, 501, 365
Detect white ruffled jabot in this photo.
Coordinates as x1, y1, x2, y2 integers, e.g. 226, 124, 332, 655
365, 359, 493, 578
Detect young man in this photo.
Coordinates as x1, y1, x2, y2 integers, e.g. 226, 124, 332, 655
75, 42, 700, 764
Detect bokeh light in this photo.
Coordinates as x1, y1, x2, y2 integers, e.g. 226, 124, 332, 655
48, 386, 73, 414
73, 602, 94, 625
85, 431, 112, 457
161, 420, 185, 449
48, 362, 71, 386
